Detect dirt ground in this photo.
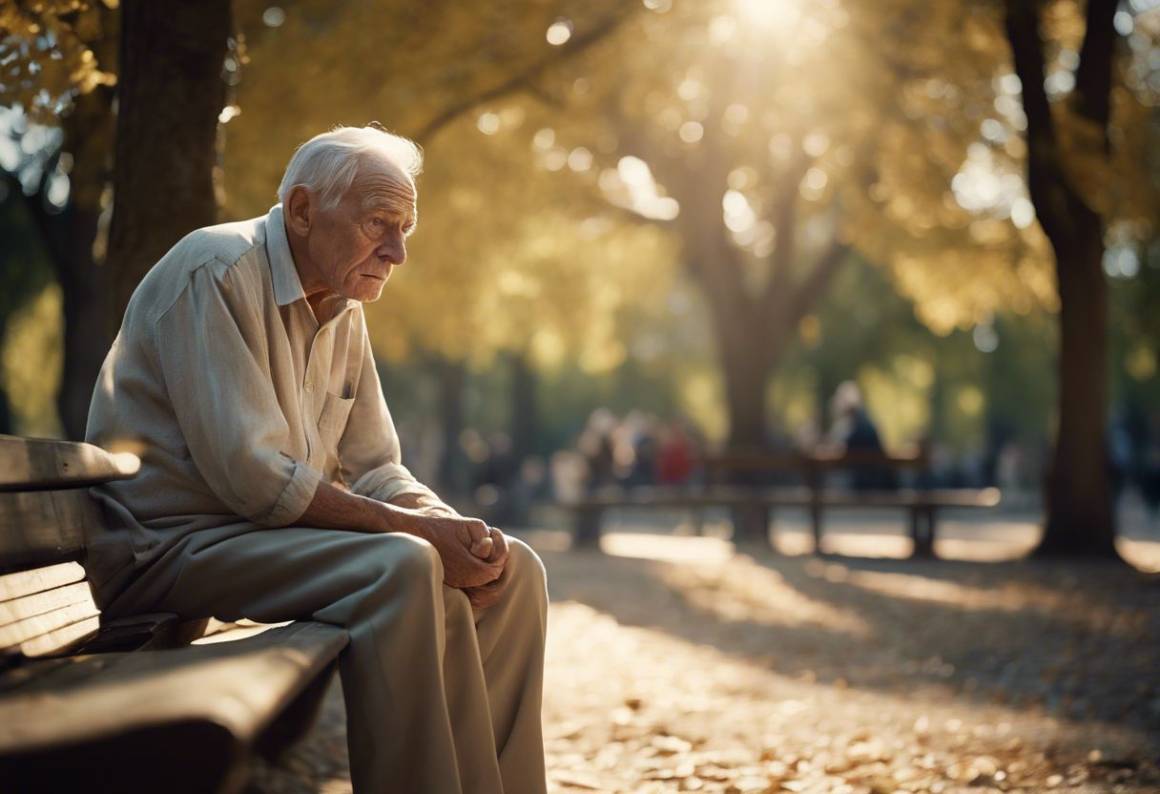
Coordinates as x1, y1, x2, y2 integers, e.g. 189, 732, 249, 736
247, 519, 1160, 794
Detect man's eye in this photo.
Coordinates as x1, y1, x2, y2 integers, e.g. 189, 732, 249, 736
370, 217, 387, 228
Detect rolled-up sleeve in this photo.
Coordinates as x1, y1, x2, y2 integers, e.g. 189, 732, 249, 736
155, 263, 321, 526
340, 317, 448, 508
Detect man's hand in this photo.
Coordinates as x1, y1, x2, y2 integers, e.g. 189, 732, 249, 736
404, 512, 505, 589
296, 483, 504, 588
387, 493, 495, 556
462, 527, 512, 609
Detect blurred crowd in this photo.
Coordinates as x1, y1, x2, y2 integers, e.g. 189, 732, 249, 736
396, 381, 1160, 526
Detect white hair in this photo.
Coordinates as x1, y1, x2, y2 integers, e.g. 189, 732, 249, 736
277, 124, 423, 210
831, 380, 864, 416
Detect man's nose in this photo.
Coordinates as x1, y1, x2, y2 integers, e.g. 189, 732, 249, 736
377, 235, 406, 265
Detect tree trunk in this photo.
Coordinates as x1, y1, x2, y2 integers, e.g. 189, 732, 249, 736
56, 85, 115, 438
1004, 0, 1119, 559
105, 0, 230, 319
713, 305, 777, 544
723, 351, 774, 545
55, 203, 111, 440
721, 343, 772, 452
1039, 228, 1117, 556
6, 85, 116, 439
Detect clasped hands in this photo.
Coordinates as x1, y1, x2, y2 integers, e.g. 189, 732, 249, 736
403, 509, 511, 609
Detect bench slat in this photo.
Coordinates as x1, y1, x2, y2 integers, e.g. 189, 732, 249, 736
0, 491, 107, 573
17, 615, 101, 658
0, 600, 101, 653
0, 435, 139, 492
575, 486, 1001, 510
0, 562, 86, 602
0, 621, 349, 755
0, 581, 92, 626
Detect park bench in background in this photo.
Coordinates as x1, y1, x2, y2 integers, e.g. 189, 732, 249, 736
0, 434, 348, 793
569, 448, 1000, 558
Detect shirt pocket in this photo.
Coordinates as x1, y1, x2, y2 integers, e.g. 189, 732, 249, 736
317, 391, 356, 482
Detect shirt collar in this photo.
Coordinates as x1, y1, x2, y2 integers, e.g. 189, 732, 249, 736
264, 204, 307, 307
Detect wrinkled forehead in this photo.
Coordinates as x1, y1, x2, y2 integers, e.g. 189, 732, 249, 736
348, 154, 416, 215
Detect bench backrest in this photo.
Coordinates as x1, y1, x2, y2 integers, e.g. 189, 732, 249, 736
0, 435, 139, 660
704, 447, 930, 484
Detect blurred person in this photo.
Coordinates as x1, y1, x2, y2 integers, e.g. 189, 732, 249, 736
657, 418, 698, 486
84, 125, 548, 794
578, 408, 617, 490
550, 448, 589, 504
825, 380, 896, 490
624, 411, 660, 487
610, 410, 646, 483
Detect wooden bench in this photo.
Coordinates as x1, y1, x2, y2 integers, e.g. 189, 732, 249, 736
569, 449, 1000, 558
0, 434, 348, 792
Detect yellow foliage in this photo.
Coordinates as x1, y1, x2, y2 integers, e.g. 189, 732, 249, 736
349, 97, 680, 366
858, 364, 931, 449
1, 285, 63, 437
768, 371, 817, 438
214, 0, 1154, 371
678, 369, 728, 445
1125, 345, 1156, 382
0, 1, 116, 122
541, 0, 1074, 333
956, 384, 986, 418
219, 1, 675, 367
222, 0, 629, 218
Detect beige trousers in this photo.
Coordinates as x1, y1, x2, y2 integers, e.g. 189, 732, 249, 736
102, 527, 550, 794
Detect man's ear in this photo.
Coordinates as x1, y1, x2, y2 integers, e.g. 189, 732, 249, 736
285, 186, 313, 235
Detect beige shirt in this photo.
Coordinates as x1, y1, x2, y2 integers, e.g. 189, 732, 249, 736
85, 205, 439, 602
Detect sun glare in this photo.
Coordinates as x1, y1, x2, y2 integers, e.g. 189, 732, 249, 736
734, 0, 800, 30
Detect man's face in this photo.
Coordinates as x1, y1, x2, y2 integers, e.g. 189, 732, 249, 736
304, 162, 416, 303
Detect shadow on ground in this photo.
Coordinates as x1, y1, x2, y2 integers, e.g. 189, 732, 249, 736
538, 536, 1160, 740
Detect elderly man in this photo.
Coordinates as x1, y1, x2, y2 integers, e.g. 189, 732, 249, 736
84, 125, 548, 794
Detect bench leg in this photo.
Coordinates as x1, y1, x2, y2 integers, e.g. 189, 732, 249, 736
257, 660, 340, 762
910, 507, 936, 559
573, 506, 604, 550
810, 500, 824, 556
926, 507, 939, 558
731, 503, 769, 547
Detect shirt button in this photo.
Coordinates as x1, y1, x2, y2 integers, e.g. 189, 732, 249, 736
305, 382, 314, 393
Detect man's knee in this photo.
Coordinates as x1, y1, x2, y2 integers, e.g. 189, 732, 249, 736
505, 536, 548, 601
371, 533, 444, 594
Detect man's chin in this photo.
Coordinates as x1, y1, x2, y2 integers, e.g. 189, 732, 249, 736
356, 273, 391, 302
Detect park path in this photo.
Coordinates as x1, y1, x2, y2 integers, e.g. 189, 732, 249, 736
248, 528, 1160, 794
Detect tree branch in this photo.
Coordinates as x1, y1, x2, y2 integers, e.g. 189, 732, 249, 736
1003, 0, 1101, 250
763, 148, 813, 304
1005, 0, 1057, 157
601, 199, 677, 229
1073, 0, 1118, 150
411, 9, 635, 144
795, 241, 849, 317
767, 240, 848, 336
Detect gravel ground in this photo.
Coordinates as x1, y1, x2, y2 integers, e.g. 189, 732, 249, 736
246, 524, 1160, 794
